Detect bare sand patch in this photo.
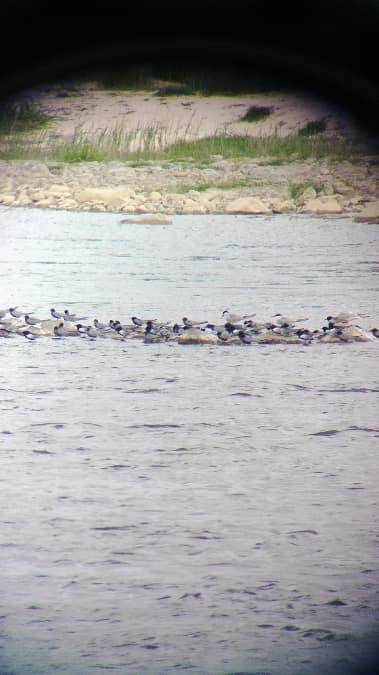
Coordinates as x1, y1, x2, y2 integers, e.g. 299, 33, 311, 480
31, 83, 357, 146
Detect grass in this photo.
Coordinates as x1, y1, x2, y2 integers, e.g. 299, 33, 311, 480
0, 113, 369, 164
54, 144, 107, 163
168, 177, 269, 193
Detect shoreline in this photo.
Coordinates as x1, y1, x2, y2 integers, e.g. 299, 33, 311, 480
0, 87, 378, 222
0, 156, 378, 222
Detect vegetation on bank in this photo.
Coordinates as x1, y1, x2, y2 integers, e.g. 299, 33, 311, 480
96, 64, 283, 96
0, 99, 50, 135
0, 118, 367, 164
167, 177, 270, 193
0, 67, 376, 164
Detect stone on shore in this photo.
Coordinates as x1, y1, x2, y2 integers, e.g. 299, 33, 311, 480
120, 214, 173, 224
177, 330, 219, 344
76, 187, 135, 209
354, 201, 379, 224
225, 197, 272, 214
301, 196, 343, 214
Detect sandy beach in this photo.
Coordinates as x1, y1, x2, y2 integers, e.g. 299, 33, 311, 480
0, 82, 378, 221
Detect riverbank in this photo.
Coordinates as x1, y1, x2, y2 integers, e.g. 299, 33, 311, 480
1, 156, 378, 222
0, 85, 378, 221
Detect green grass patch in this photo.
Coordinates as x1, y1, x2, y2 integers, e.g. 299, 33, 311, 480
241, 105, 272, 123
170, 177, 269, 193
259, 158, 288, 166
53, 143, 109, 163
148, 132, 361, 163
0, 116, 368, 164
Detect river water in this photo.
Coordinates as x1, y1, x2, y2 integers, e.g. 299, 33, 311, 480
0, 206, 378, 675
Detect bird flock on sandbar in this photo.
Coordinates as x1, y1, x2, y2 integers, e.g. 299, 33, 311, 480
0, 306, 378, 345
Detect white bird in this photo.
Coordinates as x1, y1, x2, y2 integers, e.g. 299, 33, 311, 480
222, 310, 256, 324
24, 314, 43, 326
50, 308, 64, 319
75, 323, 88, 334
325, 312, 368, 328
9, 307, 25, 318
64, 309, 88, 321
272, 314, 308, 327
94, 319, 108, 330
86, 325, 98, 338
182, 316, 208, 328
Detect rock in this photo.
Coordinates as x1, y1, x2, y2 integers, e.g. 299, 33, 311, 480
177, 330, 219, 344
301, 187, 317, 201
270, 198, 296, 212
225, 197, 272, 214
120, 214, 173, 224
181, 199, 208, 213
59, 199, 79, 209
148, 191, 162, 200
15, 193, 32, 206
0, 193, 16, 205
335, 184, 354, 195
35, 199, 56, 208
48, 184, 72, 195
354, 201, 379, 223
322, 182, 336, 196
30, 190, 47, 202
301, 196, 343, 214
76, 187, 134, 209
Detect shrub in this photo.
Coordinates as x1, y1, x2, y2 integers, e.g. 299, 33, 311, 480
0, 98, 49, 134
298, 119, 327, 136
153, 83, 195, 97
241, 105, 272, 122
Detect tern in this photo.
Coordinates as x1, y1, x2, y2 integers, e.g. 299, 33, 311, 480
222, 310, 256, 324
94, 319, 108, 330
50, 308, 64, 319
22, 330, 39, 341
9, 307, 25, 318
24, 314, 43, 326
53, 323, 66, 337
64, 309, 88, 321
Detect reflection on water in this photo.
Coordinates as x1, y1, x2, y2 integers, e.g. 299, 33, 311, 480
0, 207, 378, 675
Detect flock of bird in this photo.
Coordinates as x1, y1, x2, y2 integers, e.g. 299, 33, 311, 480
0, 306, 378, 346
